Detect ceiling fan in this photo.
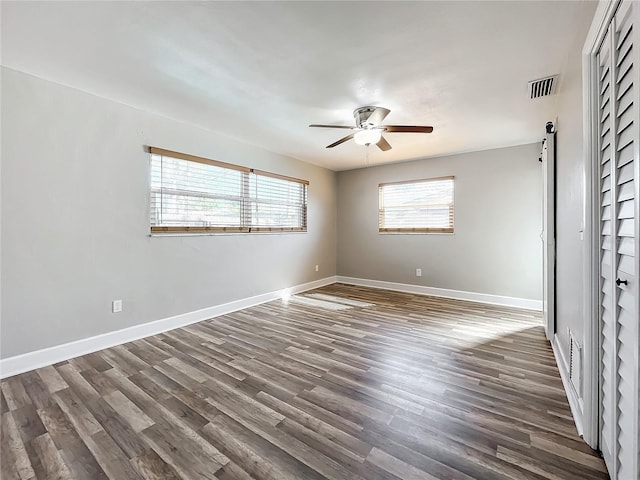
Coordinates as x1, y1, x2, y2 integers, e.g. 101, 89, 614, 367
309, 106, 433, 151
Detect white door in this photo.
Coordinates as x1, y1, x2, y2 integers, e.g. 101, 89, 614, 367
542, 131, 556, 341
596, 1, 638, 478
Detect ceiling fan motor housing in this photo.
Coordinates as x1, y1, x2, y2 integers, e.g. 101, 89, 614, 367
353, 106, 378, 128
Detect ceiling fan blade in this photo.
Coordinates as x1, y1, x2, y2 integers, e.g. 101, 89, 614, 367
326, 134, 355, 148
382, 125, 434, 133
376, 136, 392, 151
364, 107, 391, 126
309, 124, 354, 129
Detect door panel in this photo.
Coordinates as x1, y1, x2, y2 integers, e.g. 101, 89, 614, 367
597, 2, 638, 478
542, 132, 555, 340
597, 25, 616, 475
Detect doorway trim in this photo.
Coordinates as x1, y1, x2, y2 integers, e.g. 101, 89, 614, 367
542, 131, 556, 342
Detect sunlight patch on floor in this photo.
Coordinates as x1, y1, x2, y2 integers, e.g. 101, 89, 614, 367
287, 295, 353, 310
284, 292, 376, 311
305, 293, 375, 308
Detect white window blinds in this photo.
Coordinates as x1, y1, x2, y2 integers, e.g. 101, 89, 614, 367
378, 176, 454, 233
249, 171, 308, 231
150, 148, 308, 233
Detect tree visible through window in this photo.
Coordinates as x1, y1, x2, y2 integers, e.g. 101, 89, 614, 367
150, 148, 308, 233
378, 176, 454, 233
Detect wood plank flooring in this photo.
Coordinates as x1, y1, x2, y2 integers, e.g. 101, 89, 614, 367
1, 284, 609, 479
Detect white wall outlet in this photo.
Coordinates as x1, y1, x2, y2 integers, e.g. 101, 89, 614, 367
416, 268, 422, 277
112, 299, 123, 313
315, 264, 319, 272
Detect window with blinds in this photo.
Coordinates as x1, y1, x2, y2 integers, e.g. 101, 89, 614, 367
150, 148, 308, 234
378, 176, 454, 233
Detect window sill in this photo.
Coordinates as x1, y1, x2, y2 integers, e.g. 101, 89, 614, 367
378, 231, 455, 235
149, 230, 308, 237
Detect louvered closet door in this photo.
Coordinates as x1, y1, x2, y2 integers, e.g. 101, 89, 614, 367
597, 1, 638, 478
598, 23, 616, 475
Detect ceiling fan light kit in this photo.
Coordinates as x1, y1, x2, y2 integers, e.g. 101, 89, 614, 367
309, 105, 433, 151
353, 129, 382, 146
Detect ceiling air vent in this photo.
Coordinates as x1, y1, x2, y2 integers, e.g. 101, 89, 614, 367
528, 75, 558, 99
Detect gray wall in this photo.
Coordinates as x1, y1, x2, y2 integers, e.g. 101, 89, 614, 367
1, 67, 337, 358
337, 144, 543, 301
554, 0, 598, 377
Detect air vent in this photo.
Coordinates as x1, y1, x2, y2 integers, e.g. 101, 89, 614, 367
569, 330, 583, 395
528, 75, 559, 99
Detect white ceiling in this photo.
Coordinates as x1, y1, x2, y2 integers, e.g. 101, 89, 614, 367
2, 1, 591, 171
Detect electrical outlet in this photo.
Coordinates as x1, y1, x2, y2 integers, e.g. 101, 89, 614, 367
416, 268, 422, 277
112, 300, 123, 313
315, 265, 319, 272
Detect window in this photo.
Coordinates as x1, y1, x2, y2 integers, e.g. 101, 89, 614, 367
378, 176, 454, 233
150, 147, 308, 233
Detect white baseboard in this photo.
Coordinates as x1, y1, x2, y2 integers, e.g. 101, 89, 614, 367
336, 276, 542, 311
552, 335, 584, 436
0, 276, 337, 379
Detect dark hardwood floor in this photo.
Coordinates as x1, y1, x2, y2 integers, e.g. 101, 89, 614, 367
1, 283, 608, 479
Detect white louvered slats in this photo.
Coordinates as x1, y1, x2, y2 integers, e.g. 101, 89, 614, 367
613, 5, 636, 477
597, 2, 638, 479
597, 24, 617, 476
